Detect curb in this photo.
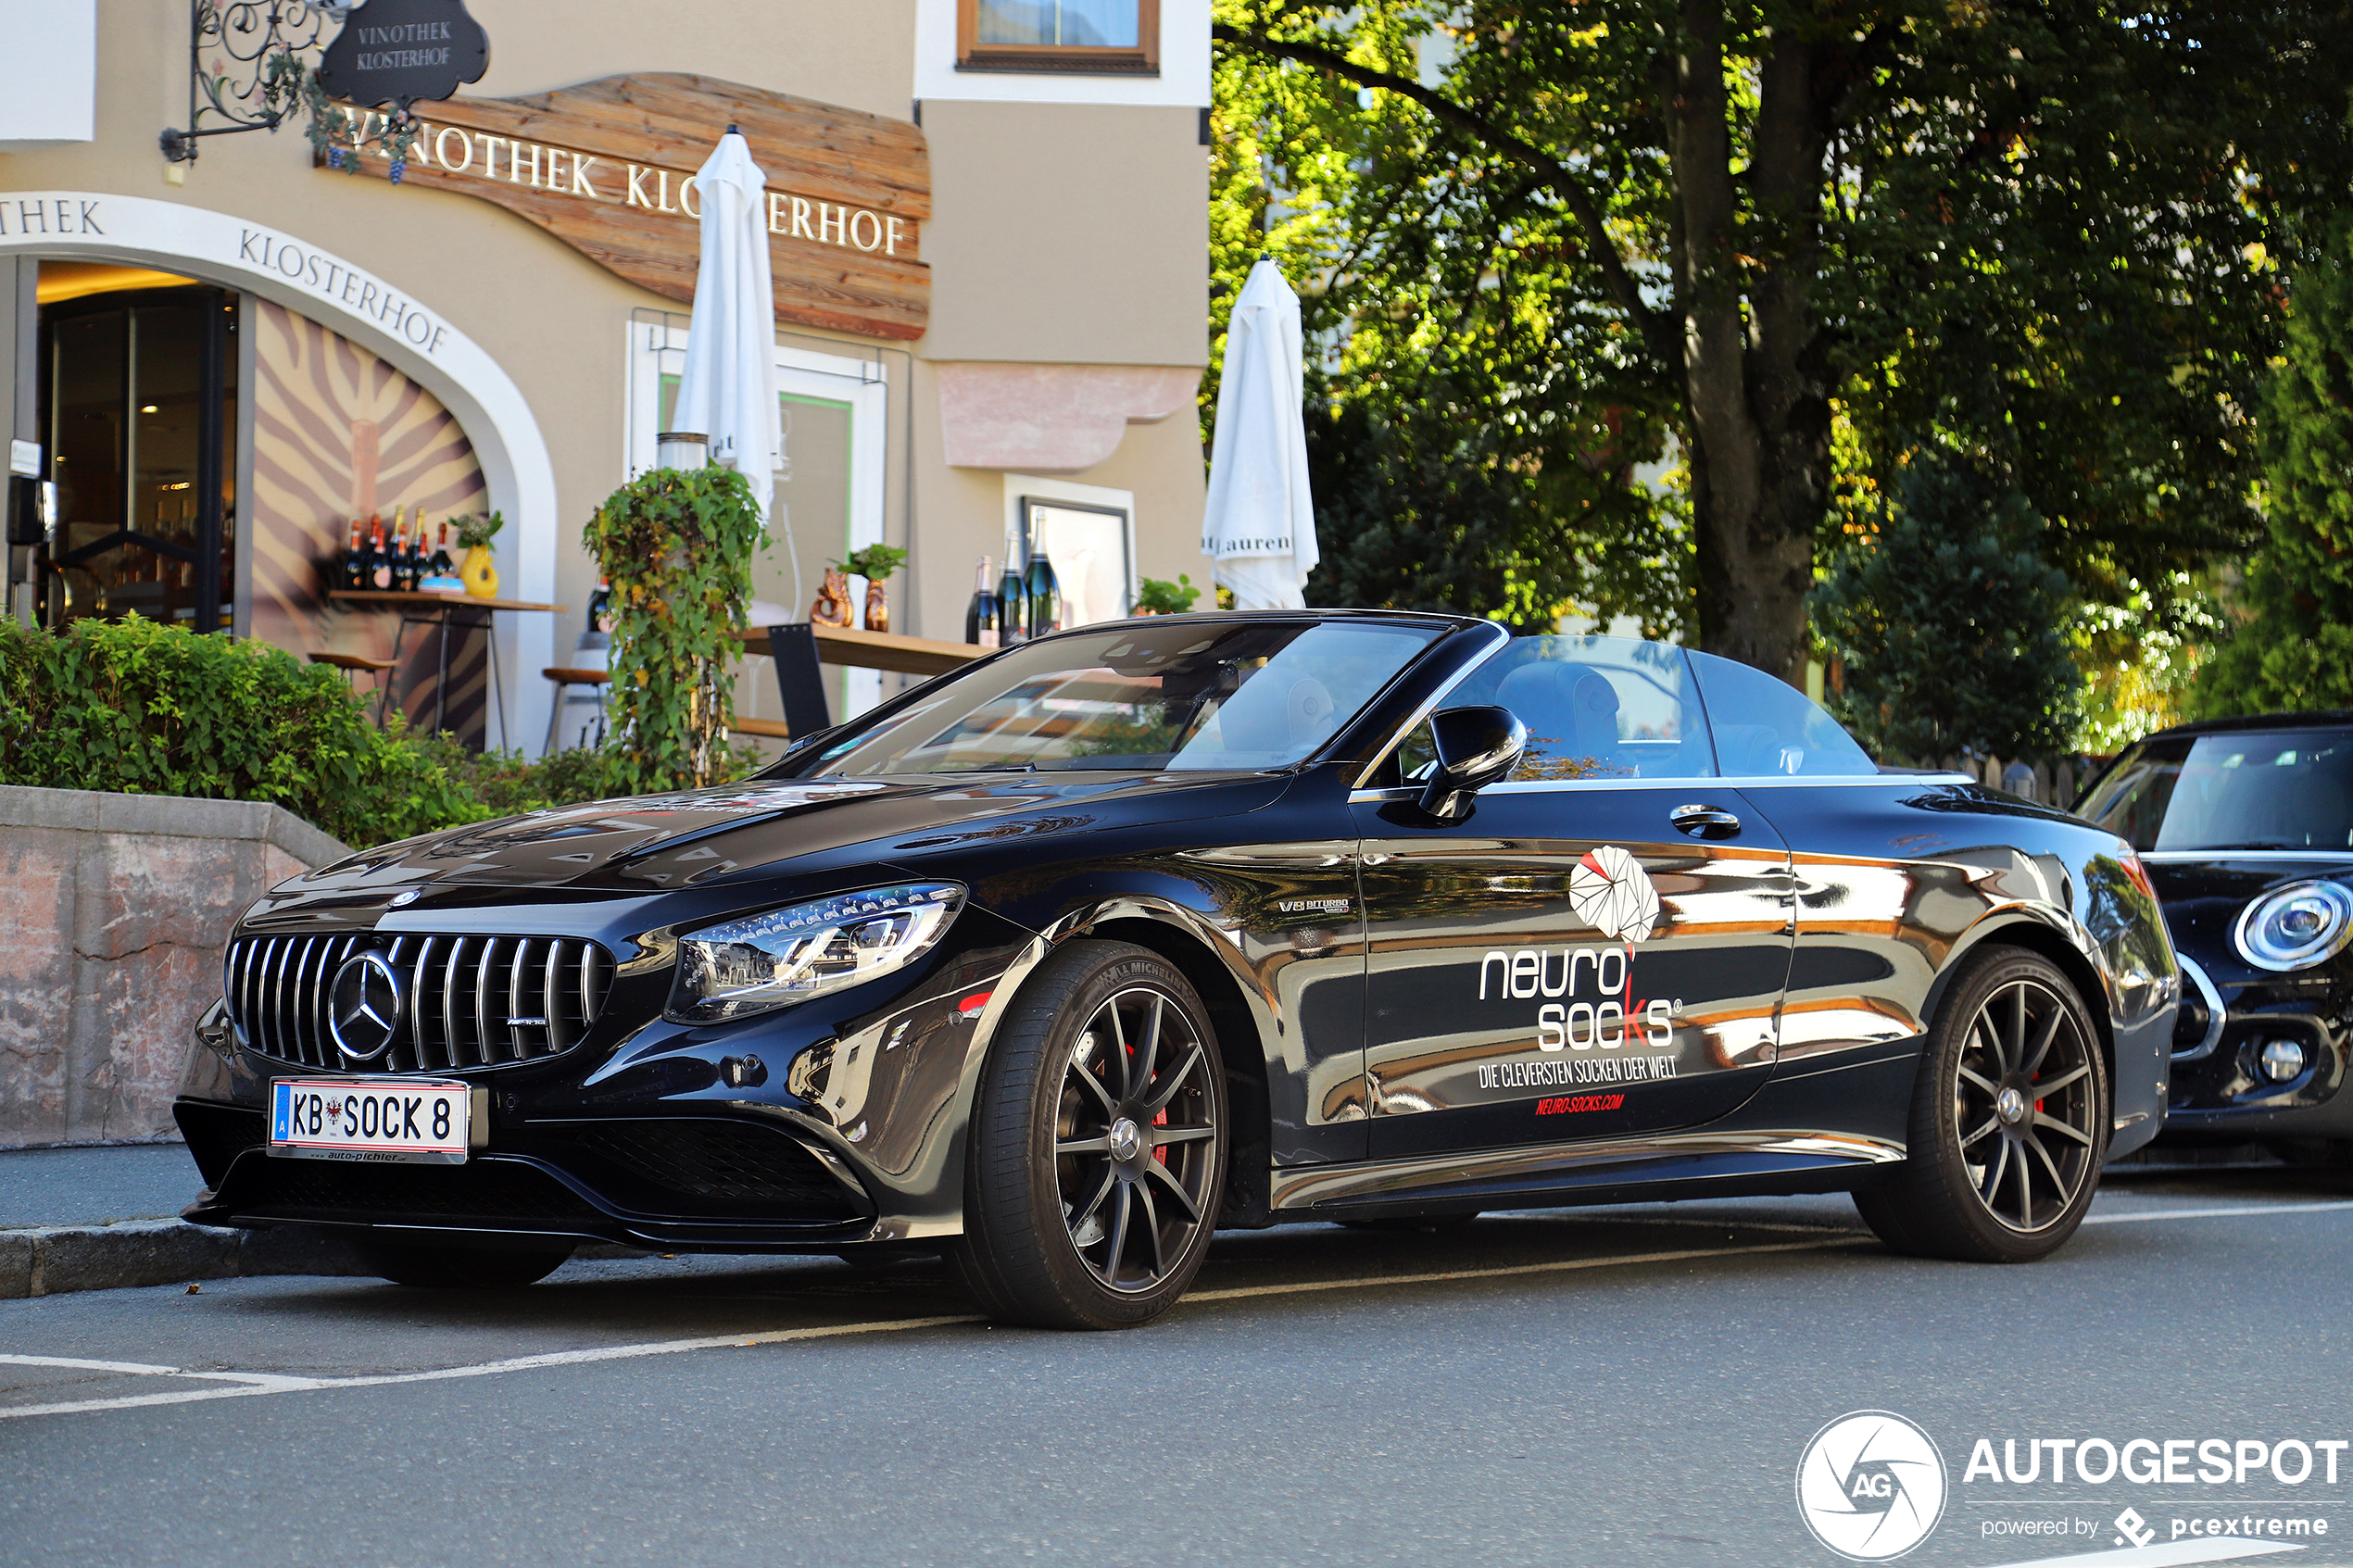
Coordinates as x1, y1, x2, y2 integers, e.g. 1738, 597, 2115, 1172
0, 1221, 371, 1299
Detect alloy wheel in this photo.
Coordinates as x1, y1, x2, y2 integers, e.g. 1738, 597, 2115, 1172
1954, 977, 2099, 1233
1052, 985, 1219, 1293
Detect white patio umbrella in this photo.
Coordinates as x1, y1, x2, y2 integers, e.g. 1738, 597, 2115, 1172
1202, 257, 1319, 609
670, 125, 792, 600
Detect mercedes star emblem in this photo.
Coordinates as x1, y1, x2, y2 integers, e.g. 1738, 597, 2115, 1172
329, 950, 405, 1061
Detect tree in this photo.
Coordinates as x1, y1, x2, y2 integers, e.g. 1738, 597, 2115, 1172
2196, 218, 2353, 716
1815, 446, 2081, 763
1212, 1, 2353, 680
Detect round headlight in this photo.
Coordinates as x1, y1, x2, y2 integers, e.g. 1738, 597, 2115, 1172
2233, 880, 2353, 972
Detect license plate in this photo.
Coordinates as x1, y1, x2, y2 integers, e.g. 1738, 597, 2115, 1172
269, 1079, 474, 1164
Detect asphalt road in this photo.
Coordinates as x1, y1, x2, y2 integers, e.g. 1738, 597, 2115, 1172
4, 1163, 2351, 1568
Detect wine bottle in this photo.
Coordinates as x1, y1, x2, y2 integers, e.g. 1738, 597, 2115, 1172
367, 515, 392, 590
390, 508, 414, 592
1025, 547, 1063, 637
964, 555, 1000, 647
997, 556, 1028, 646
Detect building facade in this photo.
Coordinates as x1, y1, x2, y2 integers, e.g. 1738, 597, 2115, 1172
0, 0, 1213, 752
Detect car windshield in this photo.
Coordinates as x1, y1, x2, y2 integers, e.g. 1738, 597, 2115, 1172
799, 619, 1445, 776
2081, 730, 2353, 852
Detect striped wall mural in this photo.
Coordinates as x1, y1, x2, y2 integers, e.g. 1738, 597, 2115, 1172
248, 299, 491, 745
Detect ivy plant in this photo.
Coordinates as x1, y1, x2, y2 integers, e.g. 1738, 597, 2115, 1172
584, 466, 765, 794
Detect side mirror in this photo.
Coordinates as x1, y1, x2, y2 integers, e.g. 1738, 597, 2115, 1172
1417, 705, 1527, 821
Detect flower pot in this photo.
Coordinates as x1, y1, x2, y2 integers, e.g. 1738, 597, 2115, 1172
459, 545, 499, 599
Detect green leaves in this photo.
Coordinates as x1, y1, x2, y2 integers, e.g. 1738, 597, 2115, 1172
583, 465, 764, 794
0, 616, 488, 847
2196, 213, 2353, 718
1815, 447, 2083, 764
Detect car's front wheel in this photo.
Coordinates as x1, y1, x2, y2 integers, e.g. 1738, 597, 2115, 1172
1855, 947, 2108, 1261
953, 940, 1228, 1329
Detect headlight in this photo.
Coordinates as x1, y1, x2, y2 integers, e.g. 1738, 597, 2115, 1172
669, 884, 963, 1022
2233, 880, 2353, 972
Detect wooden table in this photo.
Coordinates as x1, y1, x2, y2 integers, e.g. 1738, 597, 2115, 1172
733, 622, 982, 739
735, 622, 980, 677
329, 589, 568, 739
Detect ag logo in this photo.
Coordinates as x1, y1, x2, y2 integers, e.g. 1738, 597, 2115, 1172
1795, 1411, 1946, 1561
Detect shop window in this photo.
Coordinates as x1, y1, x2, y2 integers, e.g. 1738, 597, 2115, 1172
37, 274, 237, 633
959, 0, 1159, 74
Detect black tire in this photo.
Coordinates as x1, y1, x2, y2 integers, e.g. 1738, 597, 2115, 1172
951, 940, 1228, 1329
1855, 948, 2109, 1262
355, 1237, 574, 1288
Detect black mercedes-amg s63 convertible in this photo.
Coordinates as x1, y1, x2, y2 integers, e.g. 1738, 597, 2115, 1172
178, 612, 2177, 1327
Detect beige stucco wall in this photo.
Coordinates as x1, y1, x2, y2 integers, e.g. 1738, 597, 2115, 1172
2, 0, 1211, 696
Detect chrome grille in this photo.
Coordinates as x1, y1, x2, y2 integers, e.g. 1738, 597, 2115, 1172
225, 933, 613, 1073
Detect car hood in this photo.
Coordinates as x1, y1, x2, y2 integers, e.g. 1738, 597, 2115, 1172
291, 771, 1291, 897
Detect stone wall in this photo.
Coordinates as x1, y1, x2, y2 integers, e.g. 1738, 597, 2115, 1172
0, 787, 349, 1148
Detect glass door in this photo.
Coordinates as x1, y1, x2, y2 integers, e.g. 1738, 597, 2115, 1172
40, 282, 237, 631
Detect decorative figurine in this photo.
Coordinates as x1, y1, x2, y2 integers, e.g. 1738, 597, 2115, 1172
812, 566, 855, 627
863, 579, 889, 634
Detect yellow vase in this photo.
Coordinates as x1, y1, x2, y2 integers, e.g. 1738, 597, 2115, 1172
459, 545, 499, 599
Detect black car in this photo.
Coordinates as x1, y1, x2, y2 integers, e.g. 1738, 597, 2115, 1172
2077, 712, 2353, 1160
178, 613, 2176, 1328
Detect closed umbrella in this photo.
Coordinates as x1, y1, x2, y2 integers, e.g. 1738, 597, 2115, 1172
1202, 257, 1319, 610
670, 126, 790, 597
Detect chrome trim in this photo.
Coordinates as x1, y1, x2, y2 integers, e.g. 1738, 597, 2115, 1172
509, 936, 534, 1043
578, 944, 595, 1040
1267, 1128, 1907, 1210
263, 936, 294, 1060
2171, 954, 2227, 1062
444, 935, 469, 1069
1348, 773, 1969, 805
543, 939, 563, 1048
409, 936, 436, 1071
474, 936, 498, 1062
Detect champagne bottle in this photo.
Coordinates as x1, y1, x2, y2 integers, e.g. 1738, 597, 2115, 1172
964, 555, 1000, 647
367, 515, 391, 590
390, 508, 414, 592
340, 518, 364, 590
428, 520, 455, 582
997, 555, 1028, 646
1025, 546, 1063, 637
586, 575, 612, 634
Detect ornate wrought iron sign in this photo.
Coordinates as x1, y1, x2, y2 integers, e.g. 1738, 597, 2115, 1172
315, 0, 489, 112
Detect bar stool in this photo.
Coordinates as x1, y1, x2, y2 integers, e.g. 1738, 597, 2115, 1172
544, 667, 610, 753
308, 651, 396, 719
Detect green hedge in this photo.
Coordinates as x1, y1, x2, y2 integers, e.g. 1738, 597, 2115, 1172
0, 616, 617, 848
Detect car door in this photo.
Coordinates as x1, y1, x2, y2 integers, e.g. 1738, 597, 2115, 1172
1349, 637, 1796, 1160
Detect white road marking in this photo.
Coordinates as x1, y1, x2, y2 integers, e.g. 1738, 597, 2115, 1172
2082, 1199, 2353, 1225
4, 1197, 2347, 1423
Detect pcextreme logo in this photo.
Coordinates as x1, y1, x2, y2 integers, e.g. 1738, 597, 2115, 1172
1797, 1411, 1949, 1561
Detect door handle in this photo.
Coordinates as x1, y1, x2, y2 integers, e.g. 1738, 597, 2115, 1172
1670, 803, 1742, 839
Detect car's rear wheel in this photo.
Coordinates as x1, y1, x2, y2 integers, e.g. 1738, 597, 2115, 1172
354, 1237, 574, 1288
952, 941, 1227, 1329
1855, 948, 2108, 1261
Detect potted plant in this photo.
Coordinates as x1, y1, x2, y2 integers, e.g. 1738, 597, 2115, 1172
449, 511, 505, 599
1134, 574, 1201, 616
837, 543, 911, 633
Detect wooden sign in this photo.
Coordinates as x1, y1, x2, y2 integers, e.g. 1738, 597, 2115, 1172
333, 73, 929, 341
